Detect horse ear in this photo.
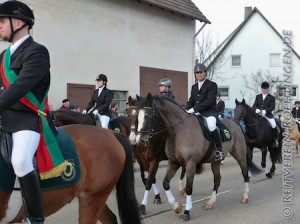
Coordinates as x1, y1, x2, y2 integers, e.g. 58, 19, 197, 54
136, 94, 140, 101
242, 99, 245, 105
235, 99, 238, 105
145, 93, 153, 107
128, 96, 132, 106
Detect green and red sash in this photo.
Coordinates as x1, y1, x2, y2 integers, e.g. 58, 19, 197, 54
1, 47, 67, 180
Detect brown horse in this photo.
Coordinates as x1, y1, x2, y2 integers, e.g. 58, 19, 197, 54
127, 95, 186, 215
136, 94, 262, 222
0, 125, 141, 224
280, 117, 300, 158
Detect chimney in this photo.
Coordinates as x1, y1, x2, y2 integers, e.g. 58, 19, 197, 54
244, 7, 252, 20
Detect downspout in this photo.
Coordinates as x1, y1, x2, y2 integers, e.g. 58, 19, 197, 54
192, 22, 207, 84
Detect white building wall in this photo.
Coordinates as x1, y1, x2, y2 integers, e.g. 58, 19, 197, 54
214, 13, 300, 110
3, 0, 196, 108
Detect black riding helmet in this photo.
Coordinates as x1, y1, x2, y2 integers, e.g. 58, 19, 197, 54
0, 1, 34, 42
95, 74, 108, 82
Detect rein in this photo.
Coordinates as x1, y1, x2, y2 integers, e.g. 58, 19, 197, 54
137, 106, 191, 137
236, 106, 262, 127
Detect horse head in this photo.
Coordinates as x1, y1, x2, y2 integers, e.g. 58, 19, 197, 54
234, 98, 257, 122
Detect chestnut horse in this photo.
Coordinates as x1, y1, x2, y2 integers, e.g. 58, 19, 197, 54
136, 94, 261, 222
0, 125, 141, 224
280, 117, 300, 158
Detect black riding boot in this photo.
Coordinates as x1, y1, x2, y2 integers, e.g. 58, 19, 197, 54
211, 129, 224, 161
272, 127, 279, 148
18, 170, 44, 224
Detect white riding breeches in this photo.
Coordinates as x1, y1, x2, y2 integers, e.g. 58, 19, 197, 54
96, 114, 110, 129
11, 130, 40, 177
265, 117, 276, 128
204, 116, 217, 132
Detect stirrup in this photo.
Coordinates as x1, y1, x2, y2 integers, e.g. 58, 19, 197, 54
214, 150, 224, 161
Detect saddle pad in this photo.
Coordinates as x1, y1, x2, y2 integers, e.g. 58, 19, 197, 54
195, 115, 231, 142
109, 118, 121, 132
0, 129, 81, 192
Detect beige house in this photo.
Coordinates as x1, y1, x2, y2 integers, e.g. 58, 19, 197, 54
0, 0, 210, 113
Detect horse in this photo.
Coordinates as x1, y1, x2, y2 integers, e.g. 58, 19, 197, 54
136, 93, 261, 222
127, 95, 186, 215
280, 116, 300, 158
234, 99, 282, 178
0, 125, 141, 224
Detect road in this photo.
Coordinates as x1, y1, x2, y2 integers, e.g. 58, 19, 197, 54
47, 150, 299, 224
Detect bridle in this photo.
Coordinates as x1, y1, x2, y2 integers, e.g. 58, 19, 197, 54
235, 105, 262, 127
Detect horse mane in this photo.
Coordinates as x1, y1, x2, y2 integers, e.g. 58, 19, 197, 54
236, 99, 260, 119
152, 94, 186, 113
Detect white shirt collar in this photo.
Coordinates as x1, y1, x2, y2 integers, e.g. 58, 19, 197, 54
10, 34, 30, 55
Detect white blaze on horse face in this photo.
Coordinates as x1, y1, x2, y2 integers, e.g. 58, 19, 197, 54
1, 179, 23, 223
129, 131, 137, 145
137, 109, 146, 133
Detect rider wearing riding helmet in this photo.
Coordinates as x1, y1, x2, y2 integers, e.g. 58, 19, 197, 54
0, 1, 51, 223
82, 74, 113, 129
253, 81, 279, 147
157, 78, 176, 100
185, 63, 224, 161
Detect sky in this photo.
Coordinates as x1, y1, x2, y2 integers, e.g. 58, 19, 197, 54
192, 0, 300, 53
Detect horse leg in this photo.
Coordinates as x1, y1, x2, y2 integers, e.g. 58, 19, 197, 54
204, 162, 221, 210
139, 160, 160, 215
261, 147, 271, 178
163, 160, 182, 214
99, 204, 118, 224
139, 161, 147, 185
178, 166, 186, 196
179, 161, 197, 222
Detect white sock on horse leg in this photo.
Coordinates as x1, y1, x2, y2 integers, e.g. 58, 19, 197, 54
141, 190, 150, 205
165, 190, 176, 205
152, 183, 160, 195
185, 195, 192, 211
207, 190, 217, 204
243, 182, 249, 199
248, 170, 252, 177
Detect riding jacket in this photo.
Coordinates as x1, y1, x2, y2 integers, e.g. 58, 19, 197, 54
252, 94, 275, 118
85, 87, 113, 117
185, 79, 218, 118
159, 91, 175, 100
291, 107, 300, 120
216, 99, 225, 118
0, 37, 50, 133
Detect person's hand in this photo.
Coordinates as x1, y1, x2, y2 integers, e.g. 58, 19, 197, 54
186, 108, 195, 114
93, 109, 98, 115
218, 114, 221, 118
255, 109, 261, 114
261, 110, 266, 116
82, 110, 87, 114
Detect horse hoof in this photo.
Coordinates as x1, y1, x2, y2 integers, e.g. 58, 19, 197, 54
139, 204, 146, 215
179, 213, 190, 222
203, 203, 213, 210
172, 202, 182, 213
266, 173, 272, 179
153, 198, 161, 204
241, 197, 248, 204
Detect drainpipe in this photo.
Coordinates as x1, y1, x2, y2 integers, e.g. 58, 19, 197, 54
192, 22, 207, 84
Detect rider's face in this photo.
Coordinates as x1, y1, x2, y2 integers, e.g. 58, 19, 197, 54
261, 88, 269, 94
195, 71, 206, 82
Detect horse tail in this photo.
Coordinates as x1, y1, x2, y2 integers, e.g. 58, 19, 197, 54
114, 132, 141, 224
246, 147, 262, 175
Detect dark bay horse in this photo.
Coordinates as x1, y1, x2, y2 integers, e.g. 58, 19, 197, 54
0, 125, 141, 224
234, 99, 282, 178
137, 93, 261, 222
127, 95, 186, 215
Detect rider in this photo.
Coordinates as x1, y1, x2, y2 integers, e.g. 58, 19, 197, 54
253, 81, 279, 147
216, 92, 225, 119
185, 63, 224, 161
82, 74, 113, 128
0, 1, 48, 223
157, 78, 176, 100
291, 100, 300, 122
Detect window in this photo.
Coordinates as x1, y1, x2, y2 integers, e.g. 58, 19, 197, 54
112, 91, 127, 116
231, 55, 241, 67
218, 87, 229, 97
269, 53, 280, 67
278, 87, 297, 97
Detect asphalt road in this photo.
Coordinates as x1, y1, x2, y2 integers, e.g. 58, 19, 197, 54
47, 150, 299, 224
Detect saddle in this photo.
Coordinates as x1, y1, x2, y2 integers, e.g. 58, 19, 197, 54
0, 129, 81, 192
195, 114, 232, 142
93, 115, 122, 132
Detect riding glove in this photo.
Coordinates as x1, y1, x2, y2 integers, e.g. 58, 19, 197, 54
82, 110, 87, 114
261, 110, 266, 116
186, 108, 195, 114
255, 109, 261, 114
93, 109, 98, 115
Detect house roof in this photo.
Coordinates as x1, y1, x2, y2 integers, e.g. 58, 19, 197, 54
138, 0, 211, 24
206, 7, 300, 69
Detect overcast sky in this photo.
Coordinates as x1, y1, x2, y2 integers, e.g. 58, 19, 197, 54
192, 0, 300, 53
